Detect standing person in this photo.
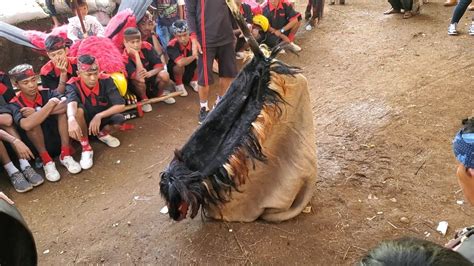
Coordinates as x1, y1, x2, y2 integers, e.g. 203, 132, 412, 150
185, 0, 239, 124
447, 0, 474, 35
154, 0, 186, 49
305, 0, 325, 31
262, 0, 303, 51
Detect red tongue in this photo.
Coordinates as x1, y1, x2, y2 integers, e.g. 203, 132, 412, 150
177, 202, 189, 221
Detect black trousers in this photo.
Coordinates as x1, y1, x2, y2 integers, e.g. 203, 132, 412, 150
388, 0, 413, 10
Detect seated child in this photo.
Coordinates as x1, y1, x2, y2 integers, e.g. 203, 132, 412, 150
0, 72, 43, 192
167, 20, 198, 96
8, 64, 82, 182
66, 55, 126, 169
261, 0, 302, 51
137, 11, 166, 63
67, 0, 105, 42
252, 14, 291, 49
122, 27, 175, 113
41, 35, 78, 94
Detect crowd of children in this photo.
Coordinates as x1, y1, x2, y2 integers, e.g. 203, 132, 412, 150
0, 0, 314, 193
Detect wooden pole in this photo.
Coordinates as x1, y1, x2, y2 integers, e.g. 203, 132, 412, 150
124, 91, 183, 111
72, 0, 87, 36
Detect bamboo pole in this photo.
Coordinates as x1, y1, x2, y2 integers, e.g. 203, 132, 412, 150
124, 91, 183, 111
72, 0, 87, 36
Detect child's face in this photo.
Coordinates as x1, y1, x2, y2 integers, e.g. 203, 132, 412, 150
175, 32, 190, 46
78, 5, 88, 17
124, 38, 142, 51
15, 76, 38, 97
47, 48, 68, 65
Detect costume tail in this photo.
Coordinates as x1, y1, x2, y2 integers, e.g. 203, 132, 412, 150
0, 21, 40, 50
117, 0, 153, 22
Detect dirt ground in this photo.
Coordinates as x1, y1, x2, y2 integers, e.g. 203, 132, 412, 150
1, 0, 474, 264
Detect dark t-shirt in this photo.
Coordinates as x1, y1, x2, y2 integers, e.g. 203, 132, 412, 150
123, 41, 164, 79
0, 72, 16, 113
185, 0, 236, 47
166, 37, 194, 68
262, 0, 301, 30
9, 89, 60, 126
40, 57, 78, 90
65, 75, 125, 118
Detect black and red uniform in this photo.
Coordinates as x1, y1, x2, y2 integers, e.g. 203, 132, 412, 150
123, 41, 164, 98
0, 72, 16, 113
40, 57, 78, 90
262, 0, 301, 41
166, 38, 197, 85
65, 74, 125, 129
8, 88, 62, 156
185, 0, 238, 86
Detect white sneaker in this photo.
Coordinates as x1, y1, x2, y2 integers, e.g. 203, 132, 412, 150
163, 90, 176, 104
98, 134, 121, 148
175, 84, 188, 97
305, 24, 313, 31
60, 156, 82, 174
469, 23, 474, 35
190, 81, 199, 92
43, 161, 60, 182
142, 103, 152, 113
80, 150, 94, 170
448, 23, 458, 35
289, 42, 302, 52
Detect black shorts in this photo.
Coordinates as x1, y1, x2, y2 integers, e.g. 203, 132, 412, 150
82, 107, 125, 130
17, 116, 61, 157
198, 42, 238, 86
168, 61, 197, 85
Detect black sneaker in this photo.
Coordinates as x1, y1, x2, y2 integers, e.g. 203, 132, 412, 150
10, 172, 33, 193
22, 166, 44, 187
198, 107, 209, 125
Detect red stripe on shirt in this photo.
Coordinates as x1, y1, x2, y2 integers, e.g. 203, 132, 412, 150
200, 0, 208, 86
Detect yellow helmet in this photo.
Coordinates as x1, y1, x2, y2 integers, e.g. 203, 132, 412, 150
110, 72, 127, 97
252, 14, 269, 32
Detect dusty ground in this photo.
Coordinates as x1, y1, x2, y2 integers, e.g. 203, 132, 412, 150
1, 0, 474, 264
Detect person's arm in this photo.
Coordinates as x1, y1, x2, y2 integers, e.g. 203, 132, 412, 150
185, 0, 202, 57
176, 56, 197, 68
19, 99, 58, 131
0, 192, 14, 204
65, 86, 84, 140
0, 129, 34, 160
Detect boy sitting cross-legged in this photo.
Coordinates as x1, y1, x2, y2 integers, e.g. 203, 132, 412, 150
66, 55, 126, 169
8, 64, 82, 182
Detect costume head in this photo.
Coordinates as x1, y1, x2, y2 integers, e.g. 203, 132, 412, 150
359, 237, 471, 266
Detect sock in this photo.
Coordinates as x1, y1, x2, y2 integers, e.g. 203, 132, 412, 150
40, 152, 53, 165
80, 137, 92, 152
19, 159, 31, 171
98, 129, 109, 138
200, 101, 209, 110
4, 162, 19, 176
174, 74, 183, 85
60, 146, 71, 160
